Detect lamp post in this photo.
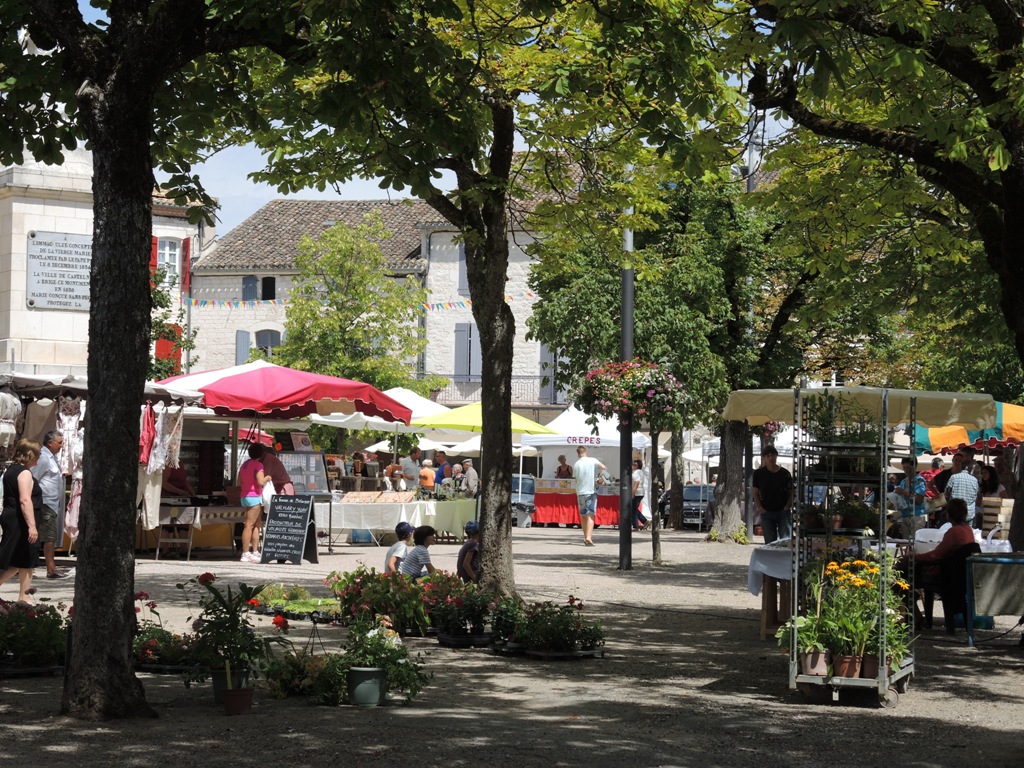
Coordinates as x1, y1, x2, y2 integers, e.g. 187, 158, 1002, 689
619, 207, 634, 571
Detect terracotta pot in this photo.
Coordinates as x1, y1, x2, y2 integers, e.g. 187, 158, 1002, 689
831, 515, 844, 530
860, 655, 880, 679
799, 650, 830, 676
222, 687, 254, 715
831, 654, 862, 678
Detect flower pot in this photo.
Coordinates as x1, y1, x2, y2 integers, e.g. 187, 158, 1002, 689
347, 666, 387, 707
211, 668, 251, 705
799, 650, 830, 676
830, 654, 862, 678
860, 654, 880, 679
222, 686, 254, 715
831, 515, 844, 531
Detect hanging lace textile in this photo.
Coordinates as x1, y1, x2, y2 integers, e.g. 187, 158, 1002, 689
0, 389, 21, 448
64, 427, 85, 540
57, 396, 83, 475
146, 405, 184, 473
139, 403, 156, 465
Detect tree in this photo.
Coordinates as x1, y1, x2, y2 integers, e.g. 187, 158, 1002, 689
0, 0, 310, 719
272, 212, 429, 390
244, 0, 738, 592
721, 0, 1024, 547
149, 269, 197, 380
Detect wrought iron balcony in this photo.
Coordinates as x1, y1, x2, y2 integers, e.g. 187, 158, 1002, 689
420, 374, 568, 407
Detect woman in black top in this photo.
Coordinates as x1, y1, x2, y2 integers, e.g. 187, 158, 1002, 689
0, 439, 43, 603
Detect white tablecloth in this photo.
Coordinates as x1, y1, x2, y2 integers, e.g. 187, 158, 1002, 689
313, 499, 477, 533
747, 545, 794, 596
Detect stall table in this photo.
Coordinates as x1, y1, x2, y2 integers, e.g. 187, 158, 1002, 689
313, 497, 477, 545
138, 505, 247, 559
531, 479, 620, 525
967, 552, 1024, 647
747, 545, 794, 640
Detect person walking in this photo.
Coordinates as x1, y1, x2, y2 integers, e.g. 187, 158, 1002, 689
0, 439, 43, 602
573, 446, 605, 546
462, 459, 479, 498
30, 430, 72, 579
752, 445, 793, 543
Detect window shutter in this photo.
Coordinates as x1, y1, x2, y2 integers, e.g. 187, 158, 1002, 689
457, 243, 470, 296
242, 276, 258, 301
235, 330, 251, 365
149, 236, 158, 286
454, 323, 471, 381
180, 238, 191, 293
155, 324, 182, 374
539, 343, 555, 403
469, 324, 482, 378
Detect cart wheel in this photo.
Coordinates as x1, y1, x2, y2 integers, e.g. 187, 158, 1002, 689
878, 686, 898, 709
894, 674, 911, 694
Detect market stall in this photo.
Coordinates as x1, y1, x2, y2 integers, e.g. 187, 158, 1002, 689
724, 386, 997, 707
520, 407, 652, 525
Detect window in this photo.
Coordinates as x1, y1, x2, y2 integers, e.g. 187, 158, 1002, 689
157, 239, 180, 286
261, 276, 276, 300
255, 329, 282, 356
454, 322, 482, 380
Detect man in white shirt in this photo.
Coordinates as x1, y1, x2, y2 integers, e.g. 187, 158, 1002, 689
30, 431, 71, 579
462, 459, 479, 498
572, 446, 605, 547
400, 447, 422, 489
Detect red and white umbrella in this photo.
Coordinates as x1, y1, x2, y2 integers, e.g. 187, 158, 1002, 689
159, 360, 411, 423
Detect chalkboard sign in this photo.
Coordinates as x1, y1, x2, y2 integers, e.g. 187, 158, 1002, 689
261, 495, 317, 565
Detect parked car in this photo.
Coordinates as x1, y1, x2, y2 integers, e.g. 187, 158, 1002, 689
659, 484, 716, 530
511, 473, 535, 526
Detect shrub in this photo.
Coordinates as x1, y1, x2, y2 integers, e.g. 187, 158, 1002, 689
517, 596, 604, 653
325, 565, 427, 634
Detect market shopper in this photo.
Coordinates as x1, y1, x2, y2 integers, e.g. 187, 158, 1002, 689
573, 446, 606, 546
752, 445, 793, 543
237, 442, 267, 562
401, 447, 422, 489
433, 450, 453, 485
462, 459, 479, 498
260, 445, 296, 496
895, 457, 928, 538
945, 459, 981, 526
418, 459, 436, 492
631, 458, 648, 530
0, 439, 42, 603
555, 455, 573, 479
30, 430, 71, 579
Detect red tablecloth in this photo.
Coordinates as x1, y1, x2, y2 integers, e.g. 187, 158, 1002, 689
531, 492, 620, 525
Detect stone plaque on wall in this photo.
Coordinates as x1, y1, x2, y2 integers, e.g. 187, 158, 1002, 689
26, 231, 91, 311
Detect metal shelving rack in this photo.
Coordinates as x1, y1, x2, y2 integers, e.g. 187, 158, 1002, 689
788, 387, 916, 707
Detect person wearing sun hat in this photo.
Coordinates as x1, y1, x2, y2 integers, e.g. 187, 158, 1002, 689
456, 520, 482, 583
385, 521, 415, 574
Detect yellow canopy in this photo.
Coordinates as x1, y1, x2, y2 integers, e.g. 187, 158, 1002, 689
722, 387, 997, 429
411, 402, 558, 435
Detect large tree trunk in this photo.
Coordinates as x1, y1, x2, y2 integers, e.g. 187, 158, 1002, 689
713, 420, 746, 539
62, 81, 155, 719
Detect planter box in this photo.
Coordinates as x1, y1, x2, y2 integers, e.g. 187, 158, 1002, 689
437, 631, 492, 648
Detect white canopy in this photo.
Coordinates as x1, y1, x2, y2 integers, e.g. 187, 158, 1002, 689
722, 387, 997, 428
520, 406, 651, 449
445, 434, 538, 458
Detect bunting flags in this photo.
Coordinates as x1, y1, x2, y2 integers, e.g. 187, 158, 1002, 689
181, 291, 538, 311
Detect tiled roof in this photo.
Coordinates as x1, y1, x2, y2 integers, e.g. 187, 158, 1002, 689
195, 199, 434, 273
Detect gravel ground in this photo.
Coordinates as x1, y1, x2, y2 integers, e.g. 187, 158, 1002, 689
2, 526, 1023, 768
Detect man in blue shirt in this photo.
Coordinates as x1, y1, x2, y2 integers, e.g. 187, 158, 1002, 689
894, 457, 927, 539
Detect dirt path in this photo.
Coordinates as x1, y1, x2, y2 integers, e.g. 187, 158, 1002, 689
2, 527, 1022, 768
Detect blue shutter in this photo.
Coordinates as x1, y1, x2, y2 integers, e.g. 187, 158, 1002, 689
242, 276, 258, 301
235, 330, 251, 365
454, 323, 471, 381
457, 243, 470, 296
469, 324, 482, 378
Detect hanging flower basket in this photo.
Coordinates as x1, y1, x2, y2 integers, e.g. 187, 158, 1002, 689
572, 359, 686, 433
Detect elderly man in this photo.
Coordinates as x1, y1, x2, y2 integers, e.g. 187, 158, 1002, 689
462, 459, 479, 498
30, 430, 71, 579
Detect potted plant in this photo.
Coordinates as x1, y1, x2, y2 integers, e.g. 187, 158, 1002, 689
178, 572, 288, 712
131, 591, 198, 672
325, 565, 427, 635
336, 615, 430, 706
489, 595, 526, 649
422, 577, 493, 646
518, 596, 605, 658
0, 598, 68, 672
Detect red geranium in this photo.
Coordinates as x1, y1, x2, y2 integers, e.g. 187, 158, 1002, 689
272, 615, 289, 631
197, 572, 216, 586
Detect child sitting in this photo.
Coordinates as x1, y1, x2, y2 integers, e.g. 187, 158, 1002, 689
399, 525, 437, 581
384, 522, 415, 574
